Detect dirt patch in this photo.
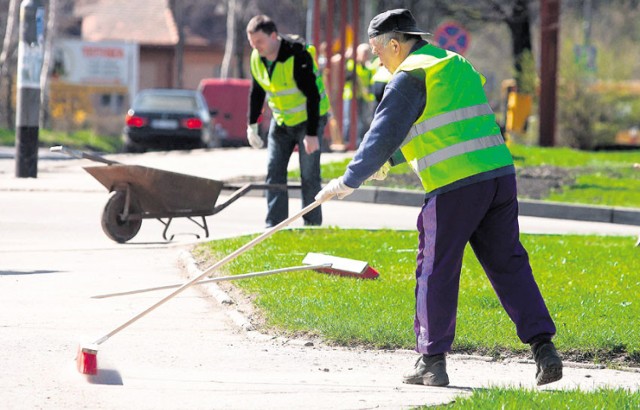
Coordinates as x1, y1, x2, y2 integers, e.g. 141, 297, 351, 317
228, 165, 576, 201
373, 165, 576, 200
515, 166, 576, 199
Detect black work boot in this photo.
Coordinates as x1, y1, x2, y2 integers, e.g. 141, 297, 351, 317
531, 341, 563, 386
402, 353, 449, 386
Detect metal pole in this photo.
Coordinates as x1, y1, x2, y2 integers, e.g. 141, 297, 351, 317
306, 0, 314, 43
337, 0, 347, 143
312, 0, 321, 48
15, 0, 45, 178
348, 0, 359, 151
539, 0, 560, 147
326, 0, 334, 101
583, 0, 592, 46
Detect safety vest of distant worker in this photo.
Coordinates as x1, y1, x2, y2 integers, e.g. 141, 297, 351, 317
370, 58, 392, 103
395, 43, 513, 194
342, 58, 374, 102
250, 40, 330, 127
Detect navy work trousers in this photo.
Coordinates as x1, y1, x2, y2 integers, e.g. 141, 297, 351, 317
414, 174, 557, 354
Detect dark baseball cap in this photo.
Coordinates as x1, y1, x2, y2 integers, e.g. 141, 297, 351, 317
368, 9, 430, 39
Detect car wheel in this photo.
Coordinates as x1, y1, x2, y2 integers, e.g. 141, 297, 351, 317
124, 139, 146, 153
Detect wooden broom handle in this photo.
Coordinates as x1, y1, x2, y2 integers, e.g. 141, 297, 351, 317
92, 263, 332, 299
94, 197, 330, 345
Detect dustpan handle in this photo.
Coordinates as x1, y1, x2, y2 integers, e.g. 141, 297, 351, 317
94, 196, 331, 345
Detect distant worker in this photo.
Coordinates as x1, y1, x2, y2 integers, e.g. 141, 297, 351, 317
370, 57, 392, 104
316, 9, 563, 387
246, 14, 330, 227
342, 43, 374, 149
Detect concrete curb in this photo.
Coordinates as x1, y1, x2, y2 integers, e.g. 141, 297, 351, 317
179, 248, 640, 375
252, 185, 640, 227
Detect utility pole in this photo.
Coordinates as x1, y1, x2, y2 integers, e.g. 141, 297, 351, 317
171, 0, 184, 87
539, 0, 560, 147
15, 0, 45, 178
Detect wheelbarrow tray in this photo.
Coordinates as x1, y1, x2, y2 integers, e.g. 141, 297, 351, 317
83, 163, 298, 242
49, 145, 299, 243
84, 164, 223, 217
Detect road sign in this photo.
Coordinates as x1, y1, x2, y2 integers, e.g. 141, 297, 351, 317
434, 21, 471, 55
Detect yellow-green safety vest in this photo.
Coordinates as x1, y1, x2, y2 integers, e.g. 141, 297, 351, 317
371, 63, 392, 85
395, 44, 513, 193
250, 45, 330, 127
343, 58, 374, 102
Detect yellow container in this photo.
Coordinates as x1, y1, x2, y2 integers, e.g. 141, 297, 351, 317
506, 92, 532, 133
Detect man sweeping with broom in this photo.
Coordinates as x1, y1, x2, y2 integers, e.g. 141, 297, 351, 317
316, 9, 563, 387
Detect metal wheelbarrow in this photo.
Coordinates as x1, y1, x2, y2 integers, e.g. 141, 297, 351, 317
51, 146, 299, 243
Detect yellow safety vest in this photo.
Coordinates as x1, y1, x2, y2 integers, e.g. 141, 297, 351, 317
343, 58, 374, 102
396, 44, 513, 193
250, 45, 329, 126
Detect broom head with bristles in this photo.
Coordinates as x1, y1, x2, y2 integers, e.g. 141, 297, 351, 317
303, 253, 379, 279
76, 344, 98, 375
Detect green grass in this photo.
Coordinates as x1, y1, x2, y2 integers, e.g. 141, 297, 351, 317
0, 128, 121, 153
306, 144, 640, 207
195, 229, 640, 364
426, 387, 640, 409
508, 144, 640, 168
547, 171, 640, 208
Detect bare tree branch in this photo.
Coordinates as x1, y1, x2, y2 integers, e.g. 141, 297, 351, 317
221, 0, 237, 79
40, 0, 58, 128
0, 0, 19, 81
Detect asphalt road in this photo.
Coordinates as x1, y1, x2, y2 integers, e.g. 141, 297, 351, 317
1, 147, 638, 409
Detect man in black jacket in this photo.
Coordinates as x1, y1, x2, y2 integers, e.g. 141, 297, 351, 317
246, 15, 330, 227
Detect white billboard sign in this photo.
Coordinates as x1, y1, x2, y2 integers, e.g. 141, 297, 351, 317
53, 38, 139, 95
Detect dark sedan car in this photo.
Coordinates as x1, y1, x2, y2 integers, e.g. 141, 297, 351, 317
123, 89, 215, 152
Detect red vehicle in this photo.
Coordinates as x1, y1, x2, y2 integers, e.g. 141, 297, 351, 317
198, 78, 271, 147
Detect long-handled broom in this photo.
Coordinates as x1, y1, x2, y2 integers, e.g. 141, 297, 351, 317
91, 253, 379, 299
77, 197, 329, 375
90, 263, 333, 299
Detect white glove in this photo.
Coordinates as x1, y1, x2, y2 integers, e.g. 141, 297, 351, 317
315, 177, 355, 201
367, 162, 391, 181
247, 124, 263, 149
303, 135, 319, 154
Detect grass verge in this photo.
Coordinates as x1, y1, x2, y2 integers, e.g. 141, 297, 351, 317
426, 387, 640, 409
304, 144, 640, 208
0, 128, 121, 153
195, 228, 639, 366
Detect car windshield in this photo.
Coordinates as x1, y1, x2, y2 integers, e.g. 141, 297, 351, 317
134, 93, 198, 112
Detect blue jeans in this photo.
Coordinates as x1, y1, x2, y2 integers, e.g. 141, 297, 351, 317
265, 115, 327, 227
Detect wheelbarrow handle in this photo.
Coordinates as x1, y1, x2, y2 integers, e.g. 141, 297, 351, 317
50, 145, 120, 165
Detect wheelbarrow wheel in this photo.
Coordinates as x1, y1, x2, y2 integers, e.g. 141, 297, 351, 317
101, 190, 142, 243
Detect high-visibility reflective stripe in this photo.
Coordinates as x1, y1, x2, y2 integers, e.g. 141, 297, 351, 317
267, 88, 299, 98
268, 89, 327, 100
272, 103, 306, 116
285, 104, 307, 115
269, 94, 327, 115
403, 104, 493, 147
414, 134, 504, 171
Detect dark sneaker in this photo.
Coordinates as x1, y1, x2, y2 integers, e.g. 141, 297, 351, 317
532, 341, 563, 386
402, 354, 449, 386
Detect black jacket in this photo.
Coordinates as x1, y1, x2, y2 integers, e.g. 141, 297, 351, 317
248, 36, 321, 136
